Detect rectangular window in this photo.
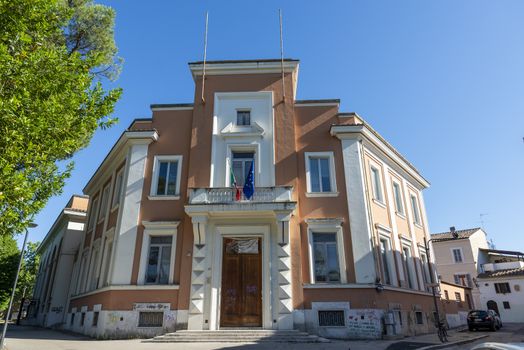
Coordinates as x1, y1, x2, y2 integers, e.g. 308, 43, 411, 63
232, 152, 254, 187
87, 197, 99, 231
420, 252, 431, 289
318, 310, 345, 327
312, 233, 340, 283
236, 110, 251, 126
155, 161, 179, 196
138, 312, 164, 327
402, 246, 415, 289
88, 250, 99, 291
112, 168, 124, 208
494, 282, 511, 294
455, 292, 461, 303
146, 236, 172, 284
98, 184, 111, 222
71, 313, 75, 326
415, 311, 423, 325
452, 249, 463, 263
309, 157, 332, 193
410, 194, 421, 225
503, 301, 510, 309
101, 241, 113, 287
80, 312, 85, 326
370, 167, 383, 202
92, 311, 99, 327
444, 290, 449, 300
379, 238, 391, 285
393, 182, 404, 214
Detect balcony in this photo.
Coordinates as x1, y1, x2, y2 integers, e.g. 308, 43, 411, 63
185, 186, 296, 218
189, 186, 293, 204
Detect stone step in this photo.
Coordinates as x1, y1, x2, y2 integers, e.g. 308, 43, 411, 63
146, 330, 330, 343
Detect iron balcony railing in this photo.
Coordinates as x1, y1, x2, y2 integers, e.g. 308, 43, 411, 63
188, 186, 293, 204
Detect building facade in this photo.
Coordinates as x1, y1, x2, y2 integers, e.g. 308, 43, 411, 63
477, 249, 524, 323
28, 195, 88, 328
431, 228, 489, 308
42, 59, 441, 339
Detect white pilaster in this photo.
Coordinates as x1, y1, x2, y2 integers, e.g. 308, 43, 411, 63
275, 212, 293, 329
110, 142, 150, 285
340, 137, 376, 283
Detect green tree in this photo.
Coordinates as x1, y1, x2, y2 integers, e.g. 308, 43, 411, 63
15, 242, 40, 307
0, 0, 122, 237
0, 235, 19, 313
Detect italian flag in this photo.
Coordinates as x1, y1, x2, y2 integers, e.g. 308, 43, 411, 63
230, 165, 241, 201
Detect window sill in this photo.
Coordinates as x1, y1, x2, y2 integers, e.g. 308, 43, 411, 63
396, 212, 406, 220
147, 195, 180, 201
305, 192, 339, 198
373, 198, 387, 209
414, 222, 423, 229
110, 204, 119, 212
96, 219, 104, 225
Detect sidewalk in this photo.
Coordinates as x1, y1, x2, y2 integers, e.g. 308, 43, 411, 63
4, 324, 488, 350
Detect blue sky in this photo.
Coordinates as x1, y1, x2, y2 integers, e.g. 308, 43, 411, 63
23, 1, 524, 252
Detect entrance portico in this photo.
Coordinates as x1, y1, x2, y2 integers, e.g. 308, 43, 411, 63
184, 187, 296, 331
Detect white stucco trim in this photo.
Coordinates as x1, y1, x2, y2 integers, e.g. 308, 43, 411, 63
306, 219, 348, 284
71, 284, 181, 300
137, 221, 180, 285
340, 138, 376, 284
225, 143, 261, 187
149, 155, 183, 198
210, 225, 271, 330
304, 151, 338, 195
211, 91, 275, 188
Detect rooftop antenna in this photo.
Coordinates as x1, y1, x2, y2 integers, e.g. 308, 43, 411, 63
279, 9, 285, 101
201, 11, 209, 104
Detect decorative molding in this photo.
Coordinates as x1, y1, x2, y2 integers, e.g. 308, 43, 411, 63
219, 121, 265, 138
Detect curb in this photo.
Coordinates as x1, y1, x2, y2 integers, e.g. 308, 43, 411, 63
418, 334, 489, 350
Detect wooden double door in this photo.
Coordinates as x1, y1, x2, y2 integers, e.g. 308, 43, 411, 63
220, 237, 262, 327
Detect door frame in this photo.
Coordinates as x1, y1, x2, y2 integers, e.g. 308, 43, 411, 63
210, 225, 271, 330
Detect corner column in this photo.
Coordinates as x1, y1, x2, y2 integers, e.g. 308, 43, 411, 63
188, 215, 208, 330
276, 211, 293, 329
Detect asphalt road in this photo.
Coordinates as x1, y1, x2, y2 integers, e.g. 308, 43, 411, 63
446, 323, 524, 350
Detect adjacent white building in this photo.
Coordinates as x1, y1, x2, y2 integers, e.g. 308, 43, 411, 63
477, 249, 524, 323
431, 227, 489, 308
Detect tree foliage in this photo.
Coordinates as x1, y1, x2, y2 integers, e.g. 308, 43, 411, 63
0, 235, 19, 312
0, 0, 122, 237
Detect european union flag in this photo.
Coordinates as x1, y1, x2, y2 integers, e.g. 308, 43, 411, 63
243, 161, 255, 200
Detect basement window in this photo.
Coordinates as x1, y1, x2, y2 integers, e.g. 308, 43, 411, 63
318, 310, 345, 327
71, 313, 75, 326
415, 311, 424, 325
80, 312, 85, 326
138, 312, 164, 327
92, 311, 99, 327
503, 301, 511, 309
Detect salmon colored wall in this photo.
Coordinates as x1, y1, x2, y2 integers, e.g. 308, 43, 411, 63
69, 289, 179, 311
130, 109, 193, 288
303, 288, 435, 312
294, 105, 356, 285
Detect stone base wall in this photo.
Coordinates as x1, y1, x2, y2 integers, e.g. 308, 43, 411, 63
62, 305, 186, 339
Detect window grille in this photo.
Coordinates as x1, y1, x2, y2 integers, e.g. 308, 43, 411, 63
138, 312, 164, 327
318, 310, 345, 327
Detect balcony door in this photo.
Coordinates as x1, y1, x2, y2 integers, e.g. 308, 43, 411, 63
232, 152, 254, 187
220, 237, 262, 327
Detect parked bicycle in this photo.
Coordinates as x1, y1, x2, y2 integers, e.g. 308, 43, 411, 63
437, 321, 448, 343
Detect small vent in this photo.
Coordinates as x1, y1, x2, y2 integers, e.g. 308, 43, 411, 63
138, 312, 164, 327
318, 310, 345, 327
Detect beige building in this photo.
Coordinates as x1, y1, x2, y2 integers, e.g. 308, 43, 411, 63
27, 195, 88, 327
31, 59, 445, 340
431, 227, 489, 309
